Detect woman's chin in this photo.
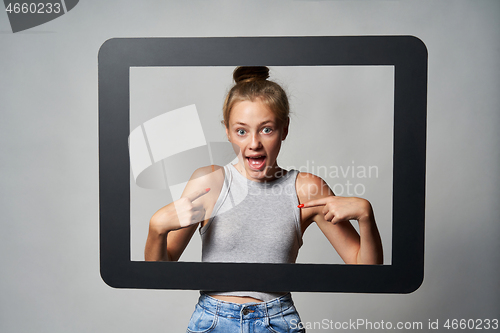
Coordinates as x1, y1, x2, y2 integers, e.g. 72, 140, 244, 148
246, 166, 267, 179
246, 163, 279, 181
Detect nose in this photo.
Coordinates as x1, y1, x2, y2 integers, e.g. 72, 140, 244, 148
249, 132, 262, 150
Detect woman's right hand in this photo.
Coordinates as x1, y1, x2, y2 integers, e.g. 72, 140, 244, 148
149, 187, 211, 235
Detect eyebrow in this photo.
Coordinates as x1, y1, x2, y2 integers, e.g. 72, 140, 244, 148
233, 120, 275, 127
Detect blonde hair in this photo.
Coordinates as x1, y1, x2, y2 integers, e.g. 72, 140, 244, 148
222, 66, 289, 128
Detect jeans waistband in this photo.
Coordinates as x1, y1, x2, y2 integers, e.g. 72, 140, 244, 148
197, 293, 294, 319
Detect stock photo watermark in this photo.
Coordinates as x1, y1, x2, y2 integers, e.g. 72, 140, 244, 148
290, 318, 499, 331
241, 161, 379, 198
128, 105, 380, 199
3, 0, 79, 33
288, 160, 378, 197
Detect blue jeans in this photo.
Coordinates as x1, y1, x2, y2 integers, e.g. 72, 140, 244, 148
186, 293, 305, 333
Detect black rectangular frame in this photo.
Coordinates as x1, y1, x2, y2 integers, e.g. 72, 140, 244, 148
98, 36, 427, 293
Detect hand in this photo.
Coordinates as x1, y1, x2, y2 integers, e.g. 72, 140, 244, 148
150, 188, 210, 234
298, 196, 371, 225
174, 188, 211, 228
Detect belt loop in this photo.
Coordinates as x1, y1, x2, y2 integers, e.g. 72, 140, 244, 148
278, 295, 284, 316
263, 299, 270, 324
215, 299, 221, 317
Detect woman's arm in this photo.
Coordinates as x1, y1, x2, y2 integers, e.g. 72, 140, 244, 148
296, 173, 383, 264
144, 187, 209, 261
144, 165, 224, 261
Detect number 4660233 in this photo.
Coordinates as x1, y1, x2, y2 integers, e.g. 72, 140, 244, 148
5, 2, 62, 14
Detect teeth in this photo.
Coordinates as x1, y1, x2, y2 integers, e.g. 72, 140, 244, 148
247, 155, 265, 169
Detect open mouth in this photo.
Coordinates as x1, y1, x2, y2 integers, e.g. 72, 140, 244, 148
246, 155, 266, 170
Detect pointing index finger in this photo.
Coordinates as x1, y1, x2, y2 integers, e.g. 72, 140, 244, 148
186, 188, 211, 202
297, 197, 328, 208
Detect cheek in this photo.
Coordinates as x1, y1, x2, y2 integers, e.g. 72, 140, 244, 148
230, 142, 242, 155
266, 138, 282, 156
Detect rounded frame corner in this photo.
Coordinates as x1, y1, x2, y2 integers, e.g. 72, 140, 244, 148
402, 271, 425, 294
405, 35, 428, 58
99, 266, 123, 289
98, 38, 123, 63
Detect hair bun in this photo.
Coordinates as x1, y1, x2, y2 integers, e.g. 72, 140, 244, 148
233, 66, 270, 83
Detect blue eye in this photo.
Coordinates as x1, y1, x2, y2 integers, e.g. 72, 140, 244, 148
237, 129, 246, 136
262, 127, 272, 134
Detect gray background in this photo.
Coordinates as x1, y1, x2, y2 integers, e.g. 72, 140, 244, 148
1, 1, 498, 332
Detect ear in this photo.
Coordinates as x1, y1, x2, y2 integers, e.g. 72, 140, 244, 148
281, 117, 290, 141
225, 126, 231, 142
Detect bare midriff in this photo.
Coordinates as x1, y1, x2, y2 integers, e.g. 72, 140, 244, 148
210, 295, 263, 304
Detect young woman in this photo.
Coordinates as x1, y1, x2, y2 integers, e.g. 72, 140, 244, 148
145, 66, 383, 332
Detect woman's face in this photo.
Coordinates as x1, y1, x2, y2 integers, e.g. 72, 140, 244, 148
226, 99, 288, 182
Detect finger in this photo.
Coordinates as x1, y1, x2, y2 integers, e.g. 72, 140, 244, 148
185, 188, 211, 202
177, 208, 206, 228
297, 197, 328, 208
330, 217, 346, 225
191, 205, 206, 216
191, 211, 204, 224
324, 211, 334, 222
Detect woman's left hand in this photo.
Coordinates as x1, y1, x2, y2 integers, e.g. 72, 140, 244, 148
298, 196, 372, 225
298, 195, 382, 264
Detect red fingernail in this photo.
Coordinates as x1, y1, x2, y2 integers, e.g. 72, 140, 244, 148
206, 188, 211, 192
297, 204, 304, 208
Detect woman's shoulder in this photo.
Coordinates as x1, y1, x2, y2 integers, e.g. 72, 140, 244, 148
295, 172, 331, 200
295, 171, 327, 188
191, 164, 225, 177
182, 165, 226, 208
189, 165, 226, 187
189, 165, 226, 192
